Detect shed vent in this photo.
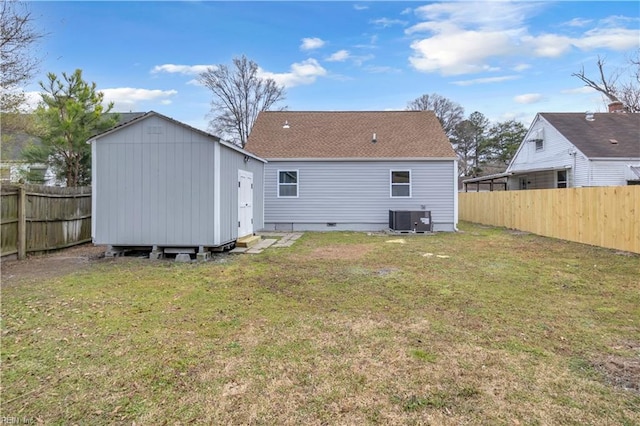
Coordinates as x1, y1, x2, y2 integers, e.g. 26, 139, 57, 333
146, 126, 164, 134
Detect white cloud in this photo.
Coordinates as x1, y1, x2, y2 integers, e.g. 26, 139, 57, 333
406, 2, 639, 76
326, 50, 350, 62
514, 93, 543, 104
23, 91, 42, 111
565, 18, 592, 27
453, 75, 519, 86
371, 18, 407, 28
413, 2, 535, 31
364, 65, 402, 74
513, 63, 531, 72
353, 4, 368, 11
300, 37, 325, 51
258, 59, 327, 88
351, 54, 375, 67
562, 86, 597, 95
101, 87, 178, 108
152, 64, 215, 75
409, 29, 518, 75
574, 27, 640, 50
522, 34, 573, 57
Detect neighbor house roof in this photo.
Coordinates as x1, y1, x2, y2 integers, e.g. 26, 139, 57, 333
245, 111, 456, 159
540, 112, 640, 158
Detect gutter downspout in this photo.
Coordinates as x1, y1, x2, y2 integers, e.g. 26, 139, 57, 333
453, 159, 459, 231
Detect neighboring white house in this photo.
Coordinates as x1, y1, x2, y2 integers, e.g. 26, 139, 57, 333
89, 111, 266, 258
245, 111, 459, 232
463, 109, 640, 191
1, 131, 60, 186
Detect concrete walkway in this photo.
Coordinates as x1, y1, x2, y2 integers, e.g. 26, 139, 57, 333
230, 232, 303, 254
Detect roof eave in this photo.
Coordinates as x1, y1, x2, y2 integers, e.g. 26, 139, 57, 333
262, 157, 458, 162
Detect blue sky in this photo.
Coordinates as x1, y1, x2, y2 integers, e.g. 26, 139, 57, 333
26, 1, 640, 131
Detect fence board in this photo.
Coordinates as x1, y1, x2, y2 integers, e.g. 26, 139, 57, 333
1, 184, 92, 258
459, 186, 640, 254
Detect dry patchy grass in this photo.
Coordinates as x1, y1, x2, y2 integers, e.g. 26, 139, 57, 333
1, 222, 639, 424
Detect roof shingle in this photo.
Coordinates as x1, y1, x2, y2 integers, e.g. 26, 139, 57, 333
541, 112, 640, 158
245, 111, 456, 159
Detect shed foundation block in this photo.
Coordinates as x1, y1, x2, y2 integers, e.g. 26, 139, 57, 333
175, 253, 192, 263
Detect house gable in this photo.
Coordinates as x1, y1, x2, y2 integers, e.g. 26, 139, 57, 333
506, 112, 640, 189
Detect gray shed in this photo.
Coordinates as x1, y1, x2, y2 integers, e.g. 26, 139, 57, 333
89, 111, 265, 258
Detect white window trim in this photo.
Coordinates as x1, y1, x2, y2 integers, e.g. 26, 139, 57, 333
390, 169, 412, 198
277, 169, 299, 198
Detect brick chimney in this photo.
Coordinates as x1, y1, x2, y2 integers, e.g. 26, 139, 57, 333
608, 101, 625, 113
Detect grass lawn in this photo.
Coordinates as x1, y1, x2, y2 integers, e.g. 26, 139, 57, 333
1, 222, 639, 424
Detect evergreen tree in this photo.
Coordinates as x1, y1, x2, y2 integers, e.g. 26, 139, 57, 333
22, 69, 118, 186
485, 120, 527, 167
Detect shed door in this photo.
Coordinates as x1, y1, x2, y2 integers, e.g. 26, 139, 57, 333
238, 170, 253, 238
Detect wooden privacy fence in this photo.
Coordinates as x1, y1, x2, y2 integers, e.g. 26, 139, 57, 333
459, 186, 640, 254
1, 184, 92, 259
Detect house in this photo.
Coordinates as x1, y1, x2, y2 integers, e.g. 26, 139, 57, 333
245, 111, 458, 232
463, 108, 640, 191
1, 129, 59, 185
89, 111, 266, 259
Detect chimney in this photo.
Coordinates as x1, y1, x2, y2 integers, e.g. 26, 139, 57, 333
608, 101, 625, 113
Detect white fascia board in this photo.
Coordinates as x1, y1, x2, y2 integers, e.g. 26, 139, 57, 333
509, 165, 572, 174
588, 157, 640, 162
218, 140, 268, 163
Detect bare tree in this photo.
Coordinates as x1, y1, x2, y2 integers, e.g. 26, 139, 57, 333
572, 52, 640, 113
406, 93, 464, 138
1, 0, 43, 112
199, 55, 286, 147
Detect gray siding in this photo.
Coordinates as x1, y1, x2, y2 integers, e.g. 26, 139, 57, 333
263, 160, 456, 231
92, 115, 265, 247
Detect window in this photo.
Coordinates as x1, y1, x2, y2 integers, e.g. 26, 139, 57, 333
278, 170, 298, 197
391, 170, 411, 197
557, 170, 567, 188
535, 139, 544, 151
519, 177, 528, 190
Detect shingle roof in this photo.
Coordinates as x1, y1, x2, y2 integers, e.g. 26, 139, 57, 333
541, 112, 640, 158
245, 111, 456, 159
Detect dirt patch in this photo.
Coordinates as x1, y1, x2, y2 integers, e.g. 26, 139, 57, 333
307, 243, 376, 261
1, 243, 107, 287
595, 342, 640, 393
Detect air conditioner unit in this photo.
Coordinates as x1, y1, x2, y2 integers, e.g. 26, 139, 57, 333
389, 210, 432, 233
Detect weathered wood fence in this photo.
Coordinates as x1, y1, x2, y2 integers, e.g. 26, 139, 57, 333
459, 186, 640, 254
1, 184, 92, 259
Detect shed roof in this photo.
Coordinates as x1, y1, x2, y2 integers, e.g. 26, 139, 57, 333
245, 111, 456, 159
540, 112, 640, 158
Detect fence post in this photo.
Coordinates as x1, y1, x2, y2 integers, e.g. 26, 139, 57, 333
17, 185, 26, 260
